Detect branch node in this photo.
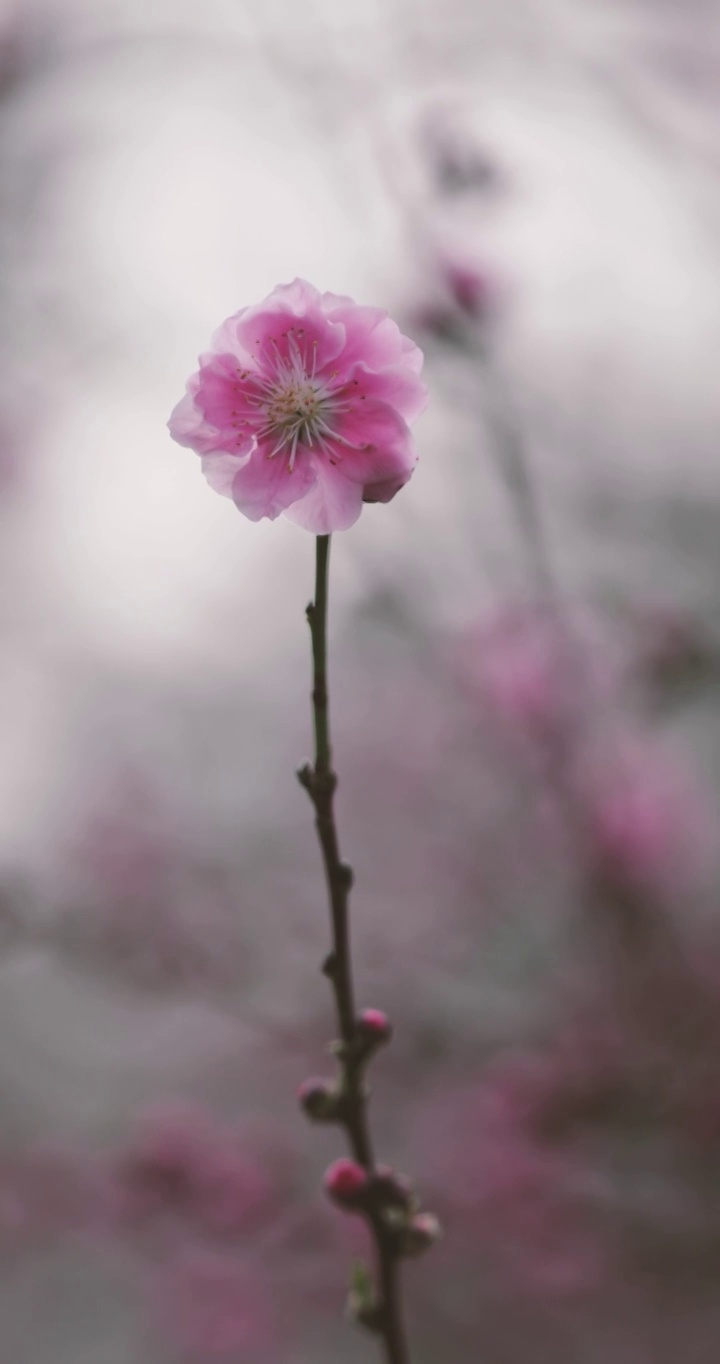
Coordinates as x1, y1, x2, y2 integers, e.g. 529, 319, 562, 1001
338, 861, 354, 890
296, 762, 314, 793
314, 768, 337, 799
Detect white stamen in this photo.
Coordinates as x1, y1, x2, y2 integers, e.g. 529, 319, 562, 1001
239, 335, 362, 471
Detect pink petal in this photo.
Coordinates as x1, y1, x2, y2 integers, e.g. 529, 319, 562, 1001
344, 360, 428, 423
167, 387, 221, 456
209, 307, 253, 366
230, 446, 316, 522
201, 449, 254, 498
325, 303, 419, 373
283, 461, 364, 534
234, 283, 346, 374
192, 353, 257, 448
169, 355, 252, 456
265, 277, 323, 312
400, 333, 425, 374
332, 399, 417, 499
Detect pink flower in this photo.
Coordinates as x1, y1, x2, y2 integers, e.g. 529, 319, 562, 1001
169, 279, 427, 533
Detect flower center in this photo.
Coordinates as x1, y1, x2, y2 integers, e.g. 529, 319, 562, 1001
263, 377, 325, 467
245, 329, 364, 472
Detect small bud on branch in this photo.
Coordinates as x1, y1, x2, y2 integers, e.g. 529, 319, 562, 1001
297, 1078, 346, 1124
395, 1212, 443, 1258
325, 1158, 370, 1210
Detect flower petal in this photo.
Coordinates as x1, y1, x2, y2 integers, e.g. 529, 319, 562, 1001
209, 308, 253, 365
168, 387, 204, 449
192, 353, 256, 443
331, 399, 417, 500
169, 354, 255, 456
325, 303, 420, 374
283, 461, 363, 534
230, 447, 316, 522
168, 379, 234, 457
200, 449, 254, 499
344, 361, 428, 423
234, 280, 346, 374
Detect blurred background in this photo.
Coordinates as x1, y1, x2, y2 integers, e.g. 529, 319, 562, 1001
1, 0, 720, 1359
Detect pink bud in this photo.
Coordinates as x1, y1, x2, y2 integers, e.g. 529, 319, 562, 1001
298, 1077, 329, 1103
324, 1158, 369, 1208
444, 260, 494, 319
356, 1009, 392, 1047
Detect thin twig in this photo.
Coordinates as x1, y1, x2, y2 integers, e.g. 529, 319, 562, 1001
298, 533, 411, 1364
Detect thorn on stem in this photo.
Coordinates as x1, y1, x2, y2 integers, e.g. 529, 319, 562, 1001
322, 951, 338, 979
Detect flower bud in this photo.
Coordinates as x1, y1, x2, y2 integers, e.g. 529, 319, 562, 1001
324, 1158, 369, 1210
444, 260, 493, 319
297, 1078, 345, 1123
370, 1165, 416, 1213
356, 1009, 392, 1049
396, 1211, 443, 1258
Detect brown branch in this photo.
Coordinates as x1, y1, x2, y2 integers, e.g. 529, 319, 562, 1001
297, 533, 411, 1364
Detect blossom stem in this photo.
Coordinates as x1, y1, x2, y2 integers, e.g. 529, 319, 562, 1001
310, 533, 332, 778
299, 533, 411, 1364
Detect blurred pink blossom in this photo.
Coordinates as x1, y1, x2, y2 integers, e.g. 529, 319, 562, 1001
168, 278, 427, 533
583, 736, 711, 893
153, 1251, 272, 1359
458, 601, 632, 745
417, 1073, 605, 1295
460, 604, 575, 737
60, 785, 248, 993
114, 1101, 273, 1238
442, 256, 496, 320
412, 254, 500, 337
